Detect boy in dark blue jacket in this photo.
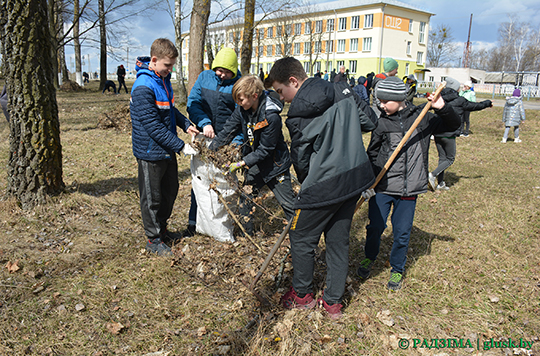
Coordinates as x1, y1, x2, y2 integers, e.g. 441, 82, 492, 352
209, 75, 296, 234
131, 38, 199, 256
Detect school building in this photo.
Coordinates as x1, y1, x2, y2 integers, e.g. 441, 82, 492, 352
181, 0, 434, 80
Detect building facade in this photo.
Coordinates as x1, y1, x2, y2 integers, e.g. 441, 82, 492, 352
182, 0, 433, 80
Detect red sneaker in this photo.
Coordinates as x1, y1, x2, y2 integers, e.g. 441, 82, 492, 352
318, 298, 343, 320
280, 286, 316, 310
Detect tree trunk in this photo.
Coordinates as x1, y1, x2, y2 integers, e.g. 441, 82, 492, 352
98, 0, 107, 90
48, 0, 60, 88
74, 0, 83, 85
174, 0, 188, 105
188, 0, 211, 93
240, 0, 256, 75
0, 0, 64, 208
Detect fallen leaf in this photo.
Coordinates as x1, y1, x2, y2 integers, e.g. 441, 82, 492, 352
75, 303, 85, 311
320, 335, 333, 344
5, 260, 20, 273
376, 309, 395, 327
106, 322, 125, 335
489, 295, 500, 303
358, 313, 370, 325
197, 326, 207, 337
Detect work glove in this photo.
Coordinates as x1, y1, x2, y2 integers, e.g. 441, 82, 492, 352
227, 161, 244, 173
361, 188, 376, 201
181, 143, 198, 156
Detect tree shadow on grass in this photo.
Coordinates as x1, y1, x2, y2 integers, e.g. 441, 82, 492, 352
443, 171, 483, 188
66, 168, 192, 197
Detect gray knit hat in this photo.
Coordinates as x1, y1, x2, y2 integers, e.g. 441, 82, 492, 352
375, 76, 407, 101
445, 77, 460, 92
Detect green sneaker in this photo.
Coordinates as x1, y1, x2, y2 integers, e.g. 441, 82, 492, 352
356, 258, 374, 279
387, 272, 403, 291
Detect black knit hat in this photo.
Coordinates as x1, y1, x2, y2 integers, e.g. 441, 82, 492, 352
375, 76, 407, 101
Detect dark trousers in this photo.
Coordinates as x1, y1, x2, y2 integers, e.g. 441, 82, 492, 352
432, 137, 456, 184
461, 111, 470, 135
118, 78, 128, 93
364, 193, 417, 274
188, 189, 197, 226
289, 194, 360, 304
137, 158, 179, 239
239, 171, 296, 233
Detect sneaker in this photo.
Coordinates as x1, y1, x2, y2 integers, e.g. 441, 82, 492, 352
427, 172, 437, 192
462, 134, 469, 137
436, 182, 450, 190
387, 272, 403, 291
318, 297, 343, 320
514, 138, 522, 143
160, 228, 183, 244
146, 238, 172, 256
280, 286, 316, 310
501, 138, 507, 143
356, 258, 374, 279
181, 224, 196, 238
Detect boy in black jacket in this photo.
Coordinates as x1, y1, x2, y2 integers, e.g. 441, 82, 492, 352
267, 57, 376, 319
210, 75, 296, 233
357, 77, 461, 290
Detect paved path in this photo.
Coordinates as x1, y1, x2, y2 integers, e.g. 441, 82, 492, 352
490, 98, 540, 110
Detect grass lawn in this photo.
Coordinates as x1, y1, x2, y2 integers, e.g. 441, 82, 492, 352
0, 80, 538, 355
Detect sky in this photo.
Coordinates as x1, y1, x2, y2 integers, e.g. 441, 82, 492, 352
65, 0, 540, 74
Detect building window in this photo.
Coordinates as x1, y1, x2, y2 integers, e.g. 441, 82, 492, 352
276, 45, 282, 56
337, 39, 345, 52
409, 19, 413, 33
337, 60, 344, 68
277, 25, 282, 36
285, 43, 292, 56
295, 23, 302, 35
305, 21, 311, 34
405, 63, 409, 75
251, 64, 255, 73
259, 46, 263, 56
285, 24, 292, 36
268, 27, 273, 38
315, 61, 321, 72
338, 17, 347, 31
350, 38, 358, 52
363, 37, 372, 51
351, 16, 360, 30
327, 62, 333, 72
304, 42, 311, 54
406, 41, 411, 55
303, 61, 310, 74
229, 32, 234, 43
429, 76, 434, 82
349, 60, 357, 73
267, 63, 272, 73
315, 20, 323, 33
419, 22, 426, 44
327, 18, 334, 32
326, 40, 334, 52
294, 43, 301, 55
364, 14, 373, 28
417, 51, 423, 65
314, 41, 322, 53
441, 76, 446, 82
259, 28, 264, 40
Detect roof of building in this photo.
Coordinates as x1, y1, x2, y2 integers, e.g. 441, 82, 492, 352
485, 72, 518, 83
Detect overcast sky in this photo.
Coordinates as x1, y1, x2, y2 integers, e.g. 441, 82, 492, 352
66, 0, 540, 74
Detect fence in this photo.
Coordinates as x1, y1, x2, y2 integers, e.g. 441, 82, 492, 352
417, 81, 540, 100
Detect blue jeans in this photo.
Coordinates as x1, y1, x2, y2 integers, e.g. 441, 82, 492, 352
364, 193, 417, 274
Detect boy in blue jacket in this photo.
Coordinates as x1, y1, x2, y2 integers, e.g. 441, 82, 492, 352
131, 38, 199, 256
184, 47, 243, 237
209, 75, 296, 234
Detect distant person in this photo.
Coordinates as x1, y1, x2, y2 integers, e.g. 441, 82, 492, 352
405, 75, 417, 103
349, 76, 355, 87
354, 76, 369, 104
334, 65, 347, 83
185, 47, 243, 237
330, 69, 337, 82
131, 38, 199, 256
82, 72, 89, 83
366, 72, 375, 98
314, 70, 322, 78
501, 88, 525, 143
458, 81, 476, 137
1, 85, 9, 122
102, 80, 117, 94
259, 67, 265, 83
323, 70, 329, 81
428, 77, 492, 191
117, 65, 128, 93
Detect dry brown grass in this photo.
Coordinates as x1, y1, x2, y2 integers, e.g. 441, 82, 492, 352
0, 81, 538, 355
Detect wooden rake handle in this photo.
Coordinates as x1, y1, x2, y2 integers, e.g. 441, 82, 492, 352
355, 81, 447, 212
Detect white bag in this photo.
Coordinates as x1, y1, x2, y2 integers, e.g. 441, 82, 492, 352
190, 135, 237, 242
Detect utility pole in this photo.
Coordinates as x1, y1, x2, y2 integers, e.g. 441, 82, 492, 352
462, 14, 472, 68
